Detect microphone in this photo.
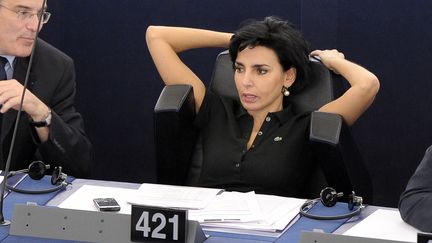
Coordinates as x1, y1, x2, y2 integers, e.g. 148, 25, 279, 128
0, 0, 48, 226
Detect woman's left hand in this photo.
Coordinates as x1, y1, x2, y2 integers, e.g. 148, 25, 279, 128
310, 49, 345, 74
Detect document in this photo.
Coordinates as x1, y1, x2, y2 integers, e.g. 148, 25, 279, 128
343, 209, 419, 242
189, 191, 262, 223
126, 183, 223, 209
58, 185, 136, 214
199, 193, 305, 233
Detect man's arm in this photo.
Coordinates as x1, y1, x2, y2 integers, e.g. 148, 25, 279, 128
399, 145, 432, 232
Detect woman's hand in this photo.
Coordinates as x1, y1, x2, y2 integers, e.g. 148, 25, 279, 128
310, 49, 345, 74
313, 49, 380, 126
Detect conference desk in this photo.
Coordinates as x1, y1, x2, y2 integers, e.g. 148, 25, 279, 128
0, 175, 420, 242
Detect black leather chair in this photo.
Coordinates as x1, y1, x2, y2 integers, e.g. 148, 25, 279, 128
154, 50, 373, 203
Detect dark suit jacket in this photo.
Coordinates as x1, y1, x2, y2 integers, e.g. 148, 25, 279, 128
399, 145, 432, 232
0, 39, 93, 178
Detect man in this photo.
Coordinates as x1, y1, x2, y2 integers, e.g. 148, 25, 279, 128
0, 0, 93, 177
399, 145, 432, 232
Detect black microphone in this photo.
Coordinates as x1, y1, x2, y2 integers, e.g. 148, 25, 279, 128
0, 0, 48, 226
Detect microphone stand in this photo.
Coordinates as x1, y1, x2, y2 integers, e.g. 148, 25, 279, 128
0, 0, 47, 226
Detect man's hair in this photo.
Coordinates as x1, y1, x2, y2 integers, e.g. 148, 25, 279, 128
229, 16, 311, 94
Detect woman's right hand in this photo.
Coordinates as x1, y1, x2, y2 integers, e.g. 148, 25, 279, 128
146, 26, 232, 111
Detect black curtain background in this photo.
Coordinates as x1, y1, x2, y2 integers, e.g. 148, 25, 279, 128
39, 0, 432, 207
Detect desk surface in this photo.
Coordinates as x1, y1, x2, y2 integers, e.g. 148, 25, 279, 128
46, 178, 140, 207
1, 177, 419, 243
46, 179, 400, 242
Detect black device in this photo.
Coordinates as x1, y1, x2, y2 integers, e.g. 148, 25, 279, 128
5, 161, 68, 194
299, 187, 364, 220
93, 198, 121, 212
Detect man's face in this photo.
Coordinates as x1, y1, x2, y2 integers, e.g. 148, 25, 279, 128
0, 0, 45, 57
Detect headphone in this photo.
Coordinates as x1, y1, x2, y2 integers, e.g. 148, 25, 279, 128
299, 187, 364, 220
6, 161, 69, 194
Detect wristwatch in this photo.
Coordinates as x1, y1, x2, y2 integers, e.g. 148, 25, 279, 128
29, 109, 52, 127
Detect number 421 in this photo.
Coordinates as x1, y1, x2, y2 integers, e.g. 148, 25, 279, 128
135, 212, 179, 240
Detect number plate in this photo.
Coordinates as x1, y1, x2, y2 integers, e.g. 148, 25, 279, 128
130, 205, 187, 242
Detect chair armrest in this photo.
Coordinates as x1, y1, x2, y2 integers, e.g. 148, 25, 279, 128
310, 111, 373, 204
154, 84, 199, 185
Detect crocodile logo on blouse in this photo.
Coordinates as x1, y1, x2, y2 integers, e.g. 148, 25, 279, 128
274, 136, 283, 142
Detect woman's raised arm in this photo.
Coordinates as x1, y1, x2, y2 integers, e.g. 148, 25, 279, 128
146, 26, 232, 111
312, 49, 380, 126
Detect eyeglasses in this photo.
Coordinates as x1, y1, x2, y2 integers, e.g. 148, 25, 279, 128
0, 4, 51, 24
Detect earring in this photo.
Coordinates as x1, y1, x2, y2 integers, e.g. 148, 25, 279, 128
282, 86, 290, 97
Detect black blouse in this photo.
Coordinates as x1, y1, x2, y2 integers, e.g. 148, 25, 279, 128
193, 91, 316, 198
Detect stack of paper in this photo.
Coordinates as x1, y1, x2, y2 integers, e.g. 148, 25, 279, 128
188, 191, 263, 223
198, 193, 305, 233
127, 183, 223, 209
129, 184, 305, 233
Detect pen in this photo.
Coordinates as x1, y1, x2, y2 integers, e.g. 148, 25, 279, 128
203, 218, 241, 222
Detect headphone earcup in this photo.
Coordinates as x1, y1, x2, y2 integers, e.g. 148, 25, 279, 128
51, 166, 67, 185
320, 187, 339, 207
28, 161, 49, 180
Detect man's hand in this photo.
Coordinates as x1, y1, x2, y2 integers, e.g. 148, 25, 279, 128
0, 79, 49, 121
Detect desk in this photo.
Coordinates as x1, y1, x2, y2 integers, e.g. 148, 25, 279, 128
0, 177, 420, 242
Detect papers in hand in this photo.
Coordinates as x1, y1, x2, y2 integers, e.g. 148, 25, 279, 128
126, 183, 223, 209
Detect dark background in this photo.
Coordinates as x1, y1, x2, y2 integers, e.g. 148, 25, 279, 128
39, 0, 432, 207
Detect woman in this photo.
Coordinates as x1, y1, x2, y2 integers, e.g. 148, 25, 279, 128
146, 17, 379, 197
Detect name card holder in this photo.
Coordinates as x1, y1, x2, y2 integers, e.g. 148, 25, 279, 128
131, 205, 206, 243
10, 204, 206, 243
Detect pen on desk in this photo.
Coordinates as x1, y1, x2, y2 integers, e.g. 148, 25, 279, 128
203, 218, 241, 222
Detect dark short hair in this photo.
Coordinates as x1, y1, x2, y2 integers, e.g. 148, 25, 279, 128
229, 16, 311, 94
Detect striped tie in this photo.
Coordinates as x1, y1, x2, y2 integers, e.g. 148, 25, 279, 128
0, 56, 7, 80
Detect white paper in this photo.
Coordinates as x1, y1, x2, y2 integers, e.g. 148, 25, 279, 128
199, 193, 305, 232
126, 183, 223, 209
58, 185, 137, 214
343, 209, 419, 242
189, 191, 262, 223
